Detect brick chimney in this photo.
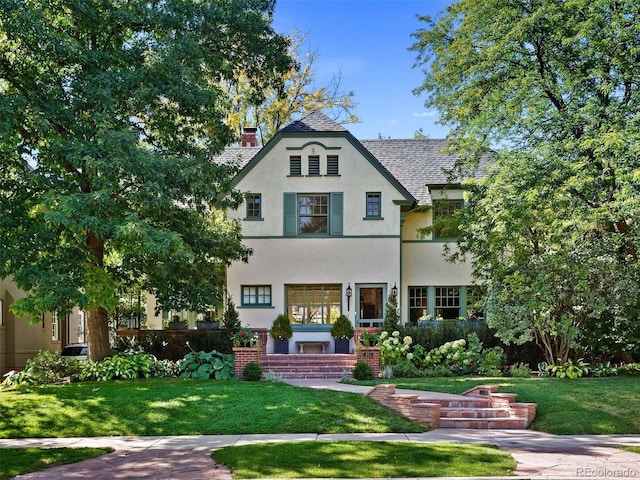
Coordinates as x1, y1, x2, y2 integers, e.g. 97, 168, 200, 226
241, 127, 258, 147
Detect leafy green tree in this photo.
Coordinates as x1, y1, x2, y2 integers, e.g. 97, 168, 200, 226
225, 30, 359, 144
411, 0, 640, 364
0, 0, 292, 360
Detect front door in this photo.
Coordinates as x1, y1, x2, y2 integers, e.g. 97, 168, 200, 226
356, 284, 386, 328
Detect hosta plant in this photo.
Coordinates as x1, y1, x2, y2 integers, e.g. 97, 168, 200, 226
179, 350, 235, 380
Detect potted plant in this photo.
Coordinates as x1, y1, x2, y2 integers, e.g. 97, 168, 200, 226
196, 310, 220, 330
168, 315, 187, 329
269, 314, 292, 354
331, 314, 354, 354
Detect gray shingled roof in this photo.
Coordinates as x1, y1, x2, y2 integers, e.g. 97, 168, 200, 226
360, 139, 461, 205
281, 111, 348, 133
221, 113, 486, 206
215, 146, 260, 169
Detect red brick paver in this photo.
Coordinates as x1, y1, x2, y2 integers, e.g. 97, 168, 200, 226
14, 448, 233, 480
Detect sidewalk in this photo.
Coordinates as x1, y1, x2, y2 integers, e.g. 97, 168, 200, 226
3, 380, 640, 479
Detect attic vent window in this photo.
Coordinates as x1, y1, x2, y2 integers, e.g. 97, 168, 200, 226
289, 156, 302, 176
308, 156, 320, 176
327, 155, 339, 175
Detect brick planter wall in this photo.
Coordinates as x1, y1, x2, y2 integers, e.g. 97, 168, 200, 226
357, 346, 380, 378
233, 347, 260, 380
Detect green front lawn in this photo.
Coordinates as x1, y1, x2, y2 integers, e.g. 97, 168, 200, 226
0, 378, 424, 438
211, 441, 516, 478
351, 376, 640, 434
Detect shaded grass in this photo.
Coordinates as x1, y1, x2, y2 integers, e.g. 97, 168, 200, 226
211, 441, 516, 478
0, 378, 424, 438
0, 447, 112, 479
351, 376, 640, 434
621, 446, 640, 454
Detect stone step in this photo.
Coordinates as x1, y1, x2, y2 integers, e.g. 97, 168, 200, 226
439, 417, 530, 429
432, 399, 493, 409
365, 384, 536, 430
440, 407, 511, 419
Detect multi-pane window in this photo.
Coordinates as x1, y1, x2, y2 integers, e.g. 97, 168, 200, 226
433, 199, 464, 239
51, 311, 59, 341
289, 156, 302, 176
287, 284, 341, 325
308, 156, 320, 175
435, 287, 461, 319
327, 155, 339, 175
408, 286, 429, 324
284, 192, 342, 237
366, 192, 382, 218
246, 193, 262, 219
242, 286, 272, 306
299, 194, 328, 234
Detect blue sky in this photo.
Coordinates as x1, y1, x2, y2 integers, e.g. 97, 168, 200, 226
272, 0, 453, 140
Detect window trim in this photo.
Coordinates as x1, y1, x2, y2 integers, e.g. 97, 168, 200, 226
434, 286, 461, 320
298, 193, 328, 235
283, 192, 343, 237
286, 284, 342, 327
408, 286, 471, 322
307, 155, 320, 176
241, 285, 273, 308
289, 156, 302, 176
326, 155, 339, 176
364, 192, 383, 220
408, 286, 429, 325
245, 193, 263, 221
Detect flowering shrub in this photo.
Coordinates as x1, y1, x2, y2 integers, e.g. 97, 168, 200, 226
419, 334, 482, 375
231, 327, 258, 348
379, 331, 413, 367
477, 346, 507, 376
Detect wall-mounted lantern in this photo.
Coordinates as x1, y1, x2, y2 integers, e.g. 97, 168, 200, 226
346, 283, 352, 311
391, 282, 398, 299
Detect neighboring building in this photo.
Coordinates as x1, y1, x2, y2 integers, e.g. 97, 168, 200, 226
0, 276, 85, 375
224, 111, 485, 353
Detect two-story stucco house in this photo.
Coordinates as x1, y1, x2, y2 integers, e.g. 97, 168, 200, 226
223, 111, 483, 354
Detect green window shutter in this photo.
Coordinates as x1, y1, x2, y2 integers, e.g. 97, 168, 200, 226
283, 192, 297, 236
330, 192, 343, 236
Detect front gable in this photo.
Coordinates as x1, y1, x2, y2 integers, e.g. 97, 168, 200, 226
229, 112, 415, 238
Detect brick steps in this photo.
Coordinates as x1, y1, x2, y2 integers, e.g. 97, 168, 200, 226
260, 354, 357, 380
366, 384, 536, 430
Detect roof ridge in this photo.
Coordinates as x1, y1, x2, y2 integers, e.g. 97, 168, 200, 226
281, 110, 347, 133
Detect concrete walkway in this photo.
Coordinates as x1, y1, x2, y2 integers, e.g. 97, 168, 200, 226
3, 380, 640, 479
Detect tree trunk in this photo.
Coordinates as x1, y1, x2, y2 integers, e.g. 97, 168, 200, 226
85, 230, 110, 361
86, 306, 111, 361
